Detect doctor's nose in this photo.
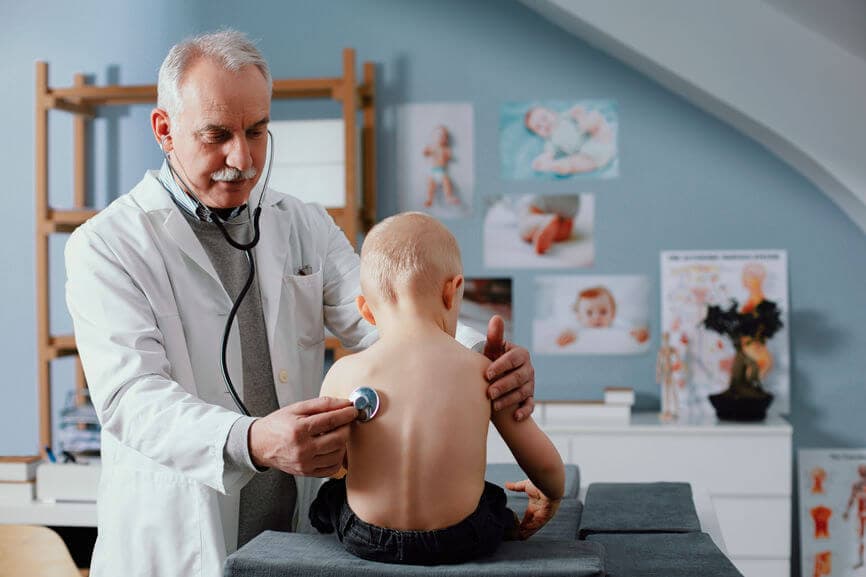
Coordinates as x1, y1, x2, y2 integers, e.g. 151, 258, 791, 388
225, 136, 253, 172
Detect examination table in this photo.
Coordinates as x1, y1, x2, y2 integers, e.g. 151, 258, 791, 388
224, 464, 744, 576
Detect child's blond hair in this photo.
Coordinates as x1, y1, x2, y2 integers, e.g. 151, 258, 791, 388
360, 212, 462, 304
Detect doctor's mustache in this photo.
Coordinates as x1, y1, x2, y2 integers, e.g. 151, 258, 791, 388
211, 166, 258, 182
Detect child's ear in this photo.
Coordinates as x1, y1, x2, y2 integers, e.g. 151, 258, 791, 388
442, 274, 464, 311
356, 295, 376, 325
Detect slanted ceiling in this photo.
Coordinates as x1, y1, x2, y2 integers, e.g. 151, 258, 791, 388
521, 0, 866, 233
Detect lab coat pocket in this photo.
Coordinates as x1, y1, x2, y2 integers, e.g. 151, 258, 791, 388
284, 265, 325, 350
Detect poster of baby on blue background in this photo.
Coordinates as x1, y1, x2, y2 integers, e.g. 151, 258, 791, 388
500, 100, 619, 180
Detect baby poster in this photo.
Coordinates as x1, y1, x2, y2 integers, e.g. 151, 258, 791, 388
799, 449, 866, 577
660, 250, 790, 417
396, 102, 474, 219
459, 278, 513, 343
533, 275, 650, 355
484, 194, 594, 270
500, 100, 619, 181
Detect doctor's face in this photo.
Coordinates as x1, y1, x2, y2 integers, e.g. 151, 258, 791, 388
166, 58, 271, 209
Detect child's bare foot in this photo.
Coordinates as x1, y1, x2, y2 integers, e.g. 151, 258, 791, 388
446, 194, 461, 206
533, 215, 560, 255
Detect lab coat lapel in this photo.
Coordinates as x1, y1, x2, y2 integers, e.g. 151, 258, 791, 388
163, 209, 224, 288
256, 202, 291, 347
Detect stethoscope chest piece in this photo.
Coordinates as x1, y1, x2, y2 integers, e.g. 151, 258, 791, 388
349, 386, 380, 422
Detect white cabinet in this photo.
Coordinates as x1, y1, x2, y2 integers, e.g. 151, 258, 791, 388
487, 412, 793, 577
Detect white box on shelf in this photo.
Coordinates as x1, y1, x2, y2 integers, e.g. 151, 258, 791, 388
540, 401, 630, 426
0, 481, 35, 503
0, 456, 42, 482
36, 463, 101, 503
603, 387, 635, 406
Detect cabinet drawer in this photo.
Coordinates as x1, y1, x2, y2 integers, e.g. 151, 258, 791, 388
714, 496, 791, 557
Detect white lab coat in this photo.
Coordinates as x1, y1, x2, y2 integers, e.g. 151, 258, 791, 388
65, 171, 381, 576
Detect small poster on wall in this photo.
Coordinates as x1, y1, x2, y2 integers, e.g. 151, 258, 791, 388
396, 102, 474, 219
459, 278, 513, 342
533, 275, 650, 355
483, 193, 594, 269
798, 449, 866, 577
660, 250, 790, 417
500, 100, 618, 181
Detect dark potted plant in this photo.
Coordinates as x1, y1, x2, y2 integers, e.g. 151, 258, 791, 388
702, 299, 784, 421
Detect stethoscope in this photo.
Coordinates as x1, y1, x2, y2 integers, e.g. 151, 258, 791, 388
160, 132, 379, 422
160, 132, 270, 417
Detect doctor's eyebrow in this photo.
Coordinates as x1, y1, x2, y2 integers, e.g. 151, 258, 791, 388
198, 117, 270, 137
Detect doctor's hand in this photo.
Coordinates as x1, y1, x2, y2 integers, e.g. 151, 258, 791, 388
483, 315, 535, 422
248, 397, 357, 477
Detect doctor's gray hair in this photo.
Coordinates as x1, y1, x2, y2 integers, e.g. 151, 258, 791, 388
360, 212, 463, 304
157, 29, 272, 116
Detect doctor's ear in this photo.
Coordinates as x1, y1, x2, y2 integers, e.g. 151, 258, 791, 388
356, 295, 376, 326
151, 108, 173, 152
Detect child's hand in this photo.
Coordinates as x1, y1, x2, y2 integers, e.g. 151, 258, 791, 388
556, 330, 577, 347
505, 479, 561, 540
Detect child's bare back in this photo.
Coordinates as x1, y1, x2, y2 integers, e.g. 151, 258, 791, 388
323, 329, 492, 530
311, 212, 564, 564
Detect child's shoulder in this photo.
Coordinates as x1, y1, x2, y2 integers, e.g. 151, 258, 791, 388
450, 340, 492, 375
321, 352, 372, 398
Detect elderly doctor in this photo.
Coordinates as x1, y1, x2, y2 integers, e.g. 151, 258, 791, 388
65, 30, 536, 577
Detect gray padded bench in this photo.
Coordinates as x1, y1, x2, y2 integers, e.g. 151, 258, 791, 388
224, 466, 744, 577
225, 533, 606, 577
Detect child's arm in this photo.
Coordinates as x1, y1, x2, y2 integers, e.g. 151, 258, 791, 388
491, 410, 564, 502
492, 410, 564, 539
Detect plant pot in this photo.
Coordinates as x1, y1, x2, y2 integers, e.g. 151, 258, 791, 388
709, 391, 774, 422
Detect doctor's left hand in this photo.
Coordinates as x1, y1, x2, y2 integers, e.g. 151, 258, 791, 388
483, 315, 535, 422
249, 397, 358, 477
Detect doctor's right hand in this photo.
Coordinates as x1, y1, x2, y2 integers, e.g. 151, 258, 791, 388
248, 397, 357, 477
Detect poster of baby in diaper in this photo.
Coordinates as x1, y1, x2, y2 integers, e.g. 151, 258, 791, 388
396, 102, 474, 219
500, 100, 618, 180
533, 275, 650, 355
660, 250, 790, 417
483, 193, 594, 269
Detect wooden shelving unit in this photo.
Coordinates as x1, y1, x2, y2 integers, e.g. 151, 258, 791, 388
35, 48, 376, 453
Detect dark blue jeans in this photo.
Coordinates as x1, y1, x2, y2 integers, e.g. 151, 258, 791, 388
310, 478, 517, 565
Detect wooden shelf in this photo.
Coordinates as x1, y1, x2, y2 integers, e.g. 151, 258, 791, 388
40, 209, 99, 233
47, 335, 77, 359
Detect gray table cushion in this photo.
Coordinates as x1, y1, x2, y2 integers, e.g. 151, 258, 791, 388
507, 496, 583, 541
225, 531, 605, 577
586, 532, 744, 577
578, 482, 700, 538
486, 463, 580, 500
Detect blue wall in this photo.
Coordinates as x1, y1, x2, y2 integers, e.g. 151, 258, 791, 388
2, 0, 865, 568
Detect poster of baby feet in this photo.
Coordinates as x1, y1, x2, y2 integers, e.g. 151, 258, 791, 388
484, 194, 594, 269
799, 449, 866, 577
533, 275, 650, 355
396, 102, 474, 219
500, 100, 619, 180
660, 250, 790, 417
